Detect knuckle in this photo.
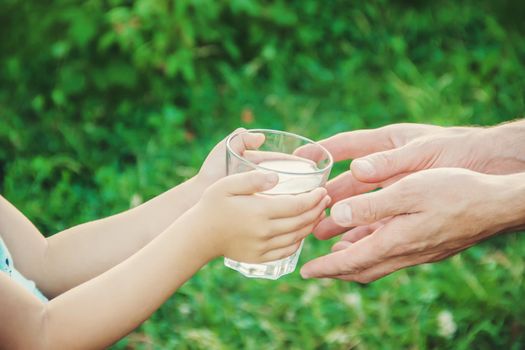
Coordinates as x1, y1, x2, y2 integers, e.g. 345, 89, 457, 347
385, 245, 405, 259
295, 199, 308, 213
287, 234, 298, 245
342, 257, 367, 275
258, 240, 270, 254
294, 230, 306, 242
258, 225, 272, 238
394, 177, 413, 194
356, 198, 378, 223
375, 152, 396, 170
300, 211, 316, 227
287, 243, 301, 257
253, 203, 267, 217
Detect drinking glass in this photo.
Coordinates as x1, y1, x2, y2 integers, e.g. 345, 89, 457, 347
224, 129, 333, 279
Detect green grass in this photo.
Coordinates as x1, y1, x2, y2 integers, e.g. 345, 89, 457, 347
113, 234, 525, 349
1, 0, 524, 349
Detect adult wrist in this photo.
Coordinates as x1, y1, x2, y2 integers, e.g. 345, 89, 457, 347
489, 172, 525, 234
479, 121, 525, 174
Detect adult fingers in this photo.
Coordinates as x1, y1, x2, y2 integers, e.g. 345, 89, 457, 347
340, 218, 390, 243
267, 187, 328, 218
331, 219, 389, 252
325, 171, 380, 205
332, 257, 410, 283
332, 253, 434, 283
300, 234, 385, 278
312, 215, 348, 240
317, 127, 398, 162
318, 123, 443, 163
329, 182, 417, 227
331, 240, 351, 252
301, 215, 416, 278
351, 141, 438, 183
213, 171, 279, 196
270, 195, 330, 232
339, 226, 374, 244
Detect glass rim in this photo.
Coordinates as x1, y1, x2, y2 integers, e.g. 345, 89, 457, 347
226, 128, 334, 176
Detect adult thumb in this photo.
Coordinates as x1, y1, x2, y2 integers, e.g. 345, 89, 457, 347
351, 143, 429, 183
216, 171, 279, 195
329, 185, 409, 227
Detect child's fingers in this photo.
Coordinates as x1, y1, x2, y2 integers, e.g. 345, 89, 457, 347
261, 241, 303, 261
261, 211, 327, 257
212, 171, 279, 195
228, 129, 265, 156
268, 187, 328, 218
292, 143, 327, 163
243, 150, 316, 165
313, 211, 327, 229
270, 195, 330, 234
264, 223, 314, 251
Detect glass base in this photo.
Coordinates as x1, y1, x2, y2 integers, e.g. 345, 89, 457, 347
224, 241, 304, 280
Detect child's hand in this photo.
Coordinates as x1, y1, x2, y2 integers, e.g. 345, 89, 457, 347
196, 128, 264, 189
189, 171, 330, 263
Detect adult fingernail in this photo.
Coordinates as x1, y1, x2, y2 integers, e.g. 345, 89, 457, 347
300, 267, 310, 279
353, 159, 375, 176
331, 203, 352, 226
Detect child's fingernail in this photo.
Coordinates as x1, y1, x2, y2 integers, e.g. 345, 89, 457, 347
331, 203, 352, 225
262, 172, 279, 184
325, 196, 331, 205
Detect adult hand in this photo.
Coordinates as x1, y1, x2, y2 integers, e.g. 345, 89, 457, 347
314, 121, 525, 240
301, 168, 525, 282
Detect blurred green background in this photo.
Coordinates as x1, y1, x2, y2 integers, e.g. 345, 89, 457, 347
1, 0, 524, 349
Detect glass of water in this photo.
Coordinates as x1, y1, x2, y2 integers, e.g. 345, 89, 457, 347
224, 129, 333, 279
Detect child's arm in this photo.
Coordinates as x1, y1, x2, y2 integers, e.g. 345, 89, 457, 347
0, 177, 205, 299
1, 129, 263, 298
1, 171, 329, 349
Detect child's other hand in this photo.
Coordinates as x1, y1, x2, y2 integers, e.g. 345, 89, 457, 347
191, 171, 330, 263
196, 128, 264, 188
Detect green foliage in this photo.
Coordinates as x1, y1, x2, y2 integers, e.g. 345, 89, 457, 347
1, 0, 524, 349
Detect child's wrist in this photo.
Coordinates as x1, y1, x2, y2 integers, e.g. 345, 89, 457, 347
176, 204, 222, 263
484, 172, 525, 235
183, 175, 211, 206
192, 172, 215, 194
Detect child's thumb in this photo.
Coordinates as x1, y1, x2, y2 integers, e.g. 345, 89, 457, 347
218, 171, 279, 195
